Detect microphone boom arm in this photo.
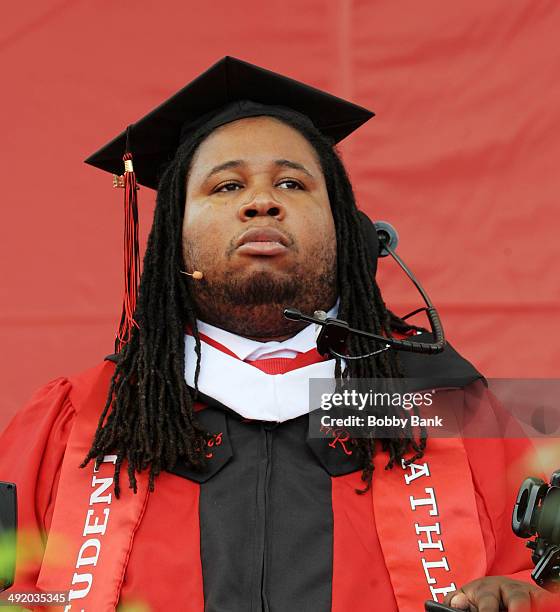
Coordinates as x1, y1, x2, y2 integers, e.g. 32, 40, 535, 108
284, 222, 446, 357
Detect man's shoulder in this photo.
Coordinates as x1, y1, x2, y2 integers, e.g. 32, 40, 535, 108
399, 331, 484, 388
63, 356, 118, 409
2, 357, 117, 442
68, 355, 117, 383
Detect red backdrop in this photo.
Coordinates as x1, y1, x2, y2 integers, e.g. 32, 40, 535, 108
1, 1, 559, 428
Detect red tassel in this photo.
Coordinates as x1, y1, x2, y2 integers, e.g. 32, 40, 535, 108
115, 151, 140, 353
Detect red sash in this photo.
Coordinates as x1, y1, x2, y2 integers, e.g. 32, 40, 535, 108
36, 362, 151, 611
372, 413, 486, 610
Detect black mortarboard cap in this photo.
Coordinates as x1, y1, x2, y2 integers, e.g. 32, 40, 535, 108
84, 55, 375, 190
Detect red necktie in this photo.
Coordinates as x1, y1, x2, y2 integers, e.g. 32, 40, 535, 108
245, 349, 328, 374
187, 328, 328, 374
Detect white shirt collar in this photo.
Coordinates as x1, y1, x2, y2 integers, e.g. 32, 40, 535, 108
195, 299, 339, 361
184, 335, 337, 422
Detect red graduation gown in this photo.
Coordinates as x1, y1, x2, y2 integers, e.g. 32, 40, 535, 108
0, 356, 542, 611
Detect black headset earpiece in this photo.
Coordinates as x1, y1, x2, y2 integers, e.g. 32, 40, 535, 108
357, 210, 400, 268
357, 210, 380, 276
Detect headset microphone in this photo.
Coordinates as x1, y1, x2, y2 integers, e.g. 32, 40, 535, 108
284, 215, 446, 357
180, 270, 204, 280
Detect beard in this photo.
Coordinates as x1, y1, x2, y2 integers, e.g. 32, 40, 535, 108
185, 248, 337, 339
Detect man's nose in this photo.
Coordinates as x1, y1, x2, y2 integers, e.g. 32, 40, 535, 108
238, 190, 286, 221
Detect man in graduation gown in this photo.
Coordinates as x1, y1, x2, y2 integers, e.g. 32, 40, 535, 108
0, 57, 556, 612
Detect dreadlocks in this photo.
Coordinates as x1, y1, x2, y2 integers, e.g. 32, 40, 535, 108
81, 113, 426, 497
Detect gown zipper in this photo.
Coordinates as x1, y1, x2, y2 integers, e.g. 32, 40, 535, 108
256, 422, 275, 612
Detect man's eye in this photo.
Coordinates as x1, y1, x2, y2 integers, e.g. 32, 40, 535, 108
214, 182, 242, 192
277, 179, 304, 190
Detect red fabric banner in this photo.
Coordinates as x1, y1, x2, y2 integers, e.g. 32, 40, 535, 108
1, 1, 559, 427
